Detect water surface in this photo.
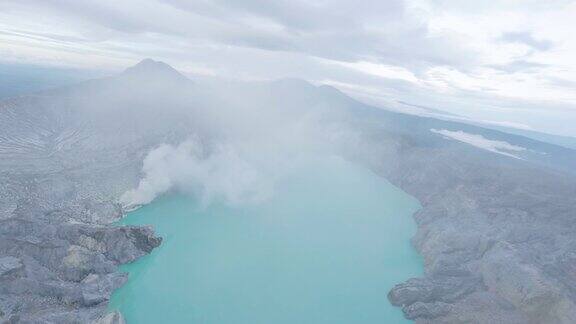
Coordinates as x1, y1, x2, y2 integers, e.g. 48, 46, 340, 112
110, 156, 421, 323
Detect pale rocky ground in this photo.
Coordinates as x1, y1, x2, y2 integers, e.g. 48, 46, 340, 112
1, 60, 575, 323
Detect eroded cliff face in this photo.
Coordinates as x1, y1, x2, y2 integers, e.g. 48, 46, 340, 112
379, 143, 576, 323
0, 133, 163, 322
1, 60, 575, 323
0, 60, 185, 322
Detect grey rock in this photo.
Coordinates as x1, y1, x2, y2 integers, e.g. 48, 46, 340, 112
388, 276, 479, 306
377, 136, 576, 323
0, 257, 22, 277
81, 273, 128, 306
2, 60, 576, 323
93, 311, 126, 324
404, 301, 452, 320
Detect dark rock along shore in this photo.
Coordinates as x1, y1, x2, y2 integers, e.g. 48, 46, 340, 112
1, 60, 575, 323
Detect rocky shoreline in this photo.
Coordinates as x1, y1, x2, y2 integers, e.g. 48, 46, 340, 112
381, 144, 576, 323
0, 154, 163, 322
1, 60, 575, 323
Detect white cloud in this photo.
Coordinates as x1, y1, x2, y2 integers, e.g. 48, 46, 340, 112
0, 0, 575, 136
328, 60, 420, 83
431, 129, 527, 159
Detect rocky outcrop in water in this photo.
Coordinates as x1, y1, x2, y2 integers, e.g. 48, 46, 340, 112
0, 213, 161, 322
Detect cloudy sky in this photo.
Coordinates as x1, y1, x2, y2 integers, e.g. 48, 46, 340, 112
1, 0, 575, 136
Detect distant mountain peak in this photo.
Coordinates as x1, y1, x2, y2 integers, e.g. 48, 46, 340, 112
122, 59, 187, 81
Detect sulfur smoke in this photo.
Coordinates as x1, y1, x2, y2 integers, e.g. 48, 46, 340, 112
120, 80, 364, 209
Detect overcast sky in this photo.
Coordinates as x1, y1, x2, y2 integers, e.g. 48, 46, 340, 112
1, 0, 575, 136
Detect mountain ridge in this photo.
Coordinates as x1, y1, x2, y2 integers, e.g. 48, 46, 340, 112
1, 60, 576, 323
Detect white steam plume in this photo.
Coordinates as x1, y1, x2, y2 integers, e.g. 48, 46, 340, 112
120, 137, 275, 208
121, 108, 363, 209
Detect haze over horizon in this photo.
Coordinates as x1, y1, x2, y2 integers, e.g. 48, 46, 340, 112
3, 2, 576, 323
1, 0, 576, 137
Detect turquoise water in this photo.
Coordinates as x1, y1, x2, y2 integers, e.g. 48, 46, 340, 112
109, 156, 422, 323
